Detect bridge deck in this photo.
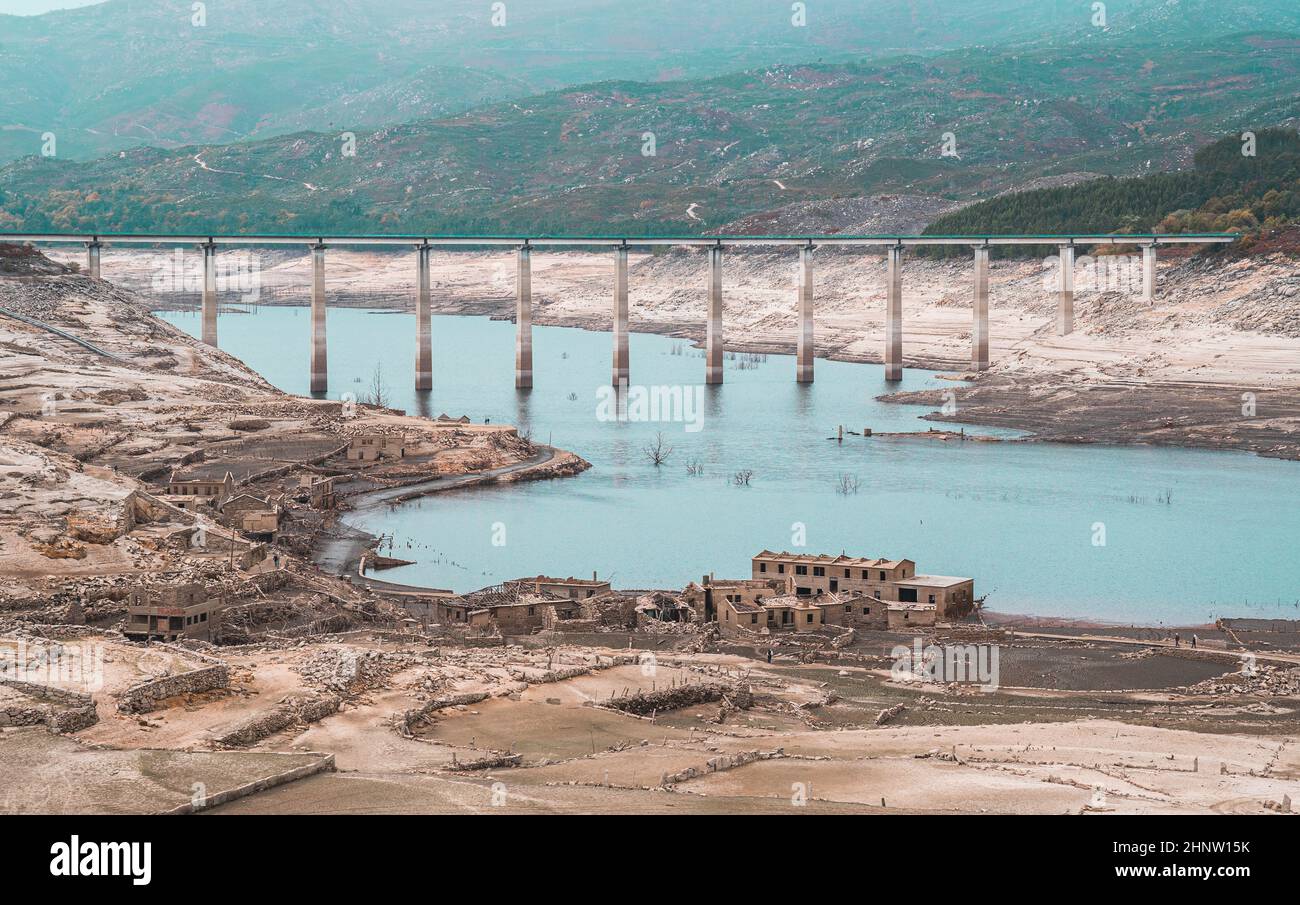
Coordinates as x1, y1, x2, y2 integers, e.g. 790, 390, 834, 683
0, 232, 1238, 248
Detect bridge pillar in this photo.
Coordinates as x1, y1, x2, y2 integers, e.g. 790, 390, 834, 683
796, 245, 814, 383
310, 243, 328, 394
85, 240, 101, 279
515, 245, 533, 389
201, 242, 218, 347
972, 245, 989, 371
885, 245, 903, 381
1057, 245, 1075, 335
612, 245, 629, 386
415, 244, 432, 391
1142, 243, 1157, 303
706, 245, 723, 384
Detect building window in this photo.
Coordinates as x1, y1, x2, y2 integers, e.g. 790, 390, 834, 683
795, 565, 808, 576
813, 567, 825, 577
778, 564, 785, 574
879, 571, 886, 580
806, 613, 813, 623
845, 606, 852, 614
844, 569, 850, 578
751, 614, 758, 624
863, 607, 870, 615
759, 562, 767, 573
928, 594, 936, 604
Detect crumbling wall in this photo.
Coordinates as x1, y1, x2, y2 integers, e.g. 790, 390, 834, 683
116, 649, 230, 714
602, 682, 729, 716
505, 664, 593, 684
393, 691, 491, 737
662, 748, 786, 786
215, 694, 341, 747
0, 679, 98, 733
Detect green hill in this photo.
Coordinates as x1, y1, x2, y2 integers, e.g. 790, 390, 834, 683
922, 129, 1300, 253
2, 29, 1299, 236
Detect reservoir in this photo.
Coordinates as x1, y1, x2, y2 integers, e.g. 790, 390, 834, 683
160, 306, 1300, 625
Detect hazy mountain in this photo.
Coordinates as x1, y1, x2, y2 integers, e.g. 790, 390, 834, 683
5, 25, 1297, 236
4, 0, 1300, 163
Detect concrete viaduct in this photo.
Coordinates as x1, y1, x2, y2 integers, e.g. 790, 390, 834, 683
3, 233, 1235, 393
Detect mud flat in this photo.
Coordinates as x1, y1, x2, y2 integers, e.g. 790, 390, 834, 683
0, 727, 332, 815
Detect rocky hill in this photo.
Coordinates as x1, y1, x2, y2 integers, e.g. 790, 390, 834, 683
4, 25, 1299, 235
14, 0, 1256, 165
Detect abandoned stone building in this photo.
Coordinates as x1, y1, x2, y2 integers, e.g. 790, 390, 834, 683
682, 575, 793, 623
298, 474, 337, 510
462, 579, 638, 635
635, 592, 693, 626
714, 592, 826, 637
219, 493, 283, 538
816, 592, 938, 631
346, 433, 406, 462
751, 551, 975, 619
123, 584, 223, 643
509, 575, 612, 600
468, 600, 546, 634
164, 466, 236, 510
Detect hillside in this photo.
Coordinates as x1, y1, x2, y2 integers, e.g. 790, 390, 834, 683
8, 0, 1260, 165
3, 28, 1299, 236
924, 129, 1300, 252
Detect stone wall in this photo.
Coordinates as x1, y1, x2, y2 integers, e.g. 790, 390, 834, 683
116, 651, 230, 714
662, 748, 786, 786
393, 691, 491, 737
601, 682, 730, 716
0, 678, 98, 733
161, 753, 336, 815
215, 694, 341, 747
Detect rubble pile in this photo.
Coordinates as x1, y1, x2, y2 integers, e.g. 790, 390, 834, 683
295, 647, 415, 695
602, 682, 731, 716
1183, 664, 1300, 697
215, 693, 342, 747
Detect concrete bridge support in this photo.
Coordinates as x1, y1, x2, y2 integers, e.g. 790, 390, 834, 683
1142, 244, 1157, 303
972, 245, 989, 371
612, 246, 629, 386
796, 245, 814, 383
85, 241, 101, 279
201, 242, 218, 347
885, 245, 903, 381
310, 244, 328, 394
1057, 245, 1075, 335
516, 245, 533, 389
415, 244, 432, 391
706, 246, 723, 384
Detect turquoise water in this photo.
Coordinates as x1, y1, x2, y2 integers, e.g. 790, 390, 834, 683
161, 306, 1300, 625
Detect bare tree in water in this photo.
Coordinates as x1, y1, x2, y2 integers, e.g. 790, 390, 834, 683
364, 363, 390, 408
643, 431, 673, 467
